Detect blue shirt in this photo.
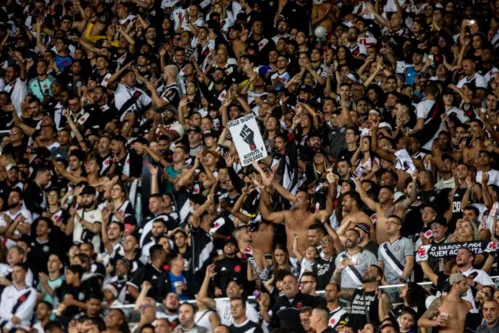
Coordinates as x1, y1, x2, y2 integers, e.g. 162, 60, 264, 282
169, 271, 188, 301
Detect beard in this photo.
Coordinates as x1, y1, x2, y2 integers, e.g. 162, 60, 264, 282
7, 202, 19, 210
82, 201, 94, 209
363, 275, 377, 283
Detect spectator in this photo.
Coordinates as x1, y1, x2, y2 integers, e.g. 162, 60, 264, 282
0, 263, 36, 330
324, 282, 349, 330
176, 303, 207, 333
229, 297, 262, 333
477, 300, 499, 333
309, 307, 336, 333
270, 272, 324, 333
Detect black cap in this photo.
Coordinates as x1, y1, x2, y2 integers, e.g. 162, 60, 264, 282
428, 215, 448, 227
81, 185, 97, 196
224, 236, 238, 246
187, 125, 202, 133
299, 84, 313, 93
203, 130, 218, 138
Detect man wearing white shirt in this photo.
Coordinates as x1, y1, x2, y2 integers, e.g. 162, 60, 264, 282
456, 247, 494, 311
0, 263, 36, 331
107, 63, 152, 121
3, 63, 27, 116
198, 265, 259, 326
476, 151, 499, 186
0, 188, 33, 248
457, 59, 487, 107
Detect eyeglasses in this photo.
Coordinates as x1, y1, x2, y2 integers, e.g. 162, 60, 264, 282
385, 221, 400, 225
299, 281, 313, 285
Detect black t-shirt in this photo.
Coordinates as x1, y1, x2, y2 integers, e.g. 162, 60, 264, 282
214, 256, 247, 294
129, 263, 164, 299
56, 282, 91, 318
349, 288, 380, 332
230, 319, 263, 333
313, 256, 336, 290
29, 237, 60, 276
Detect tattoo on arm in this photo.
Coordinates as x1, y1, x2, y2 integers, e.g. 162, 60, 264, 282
422, 297, 442, 319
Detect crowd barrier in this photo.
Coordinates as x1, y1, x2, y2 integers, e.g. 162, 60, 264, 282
113, 276, 499, 324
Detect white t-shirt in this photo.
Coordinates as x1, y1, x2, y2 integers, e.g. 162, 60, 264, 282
73, 208, 102, 252
457, 73, 487, 89
476, 169, 499, 186
461, 267, 494, 311
215, 299, 259, 326
114, 83, 152, 118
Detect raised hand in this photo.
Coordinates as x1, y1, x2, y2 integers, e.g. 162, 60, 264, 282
147, 164, 158, 176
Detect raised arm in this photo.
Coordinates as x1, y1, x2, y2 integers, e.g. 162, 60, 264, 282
259, 188, 286, 224
353, 178, 378, 211
198, 264, 217, 309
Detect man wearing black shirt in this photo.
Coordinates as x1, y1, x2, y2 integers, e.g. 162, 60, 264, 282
23, 166, 51, 220
214, 236, 246, 296
270, 272, 324, 333
127, 244, 166, 301
55, 265, 88, 321
313, 236, 336, 290
229, 297, 263, 333
349, 265, 387, 332
29, 217, 59, 276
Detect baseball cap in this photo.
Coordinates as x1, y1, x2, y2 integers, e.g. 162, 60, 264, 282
355, 223, 371, 235
428, 215, 448, 228
449, 273, 466, 285
203, 130, 218, 139
299, 84, 313, 93
5, 164, 17, 172
187, 125, 202, 133
224, 236, 238, 246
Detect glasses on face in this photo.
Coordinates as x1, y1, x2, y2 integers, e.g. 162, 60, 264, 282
299, 281, 313, 285
139, 304, 152, 310
385, 221, 400, 225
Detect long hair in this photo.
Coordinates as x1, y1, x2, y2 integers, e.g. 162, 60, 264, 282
272, 244, 292, 277
404, 282, 428, 319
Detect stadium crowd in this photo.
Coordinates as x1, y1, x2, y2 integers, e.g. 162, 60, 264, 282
2, 0, 499, 332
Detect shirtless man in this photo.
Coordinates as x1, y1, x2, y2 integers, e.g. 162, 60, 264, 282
354, 172, 417, 243
341, 191, 376, 241
311, 2, 339, 34
418, 273, 472, 333
260, 185, 332, 256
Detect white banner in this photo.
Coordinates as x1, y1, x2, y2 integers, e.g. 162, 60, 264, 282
228, 114, 267, 167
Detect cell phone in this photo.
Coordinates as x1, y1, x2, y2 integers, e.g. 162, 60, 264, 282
468, 20, 476, 25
